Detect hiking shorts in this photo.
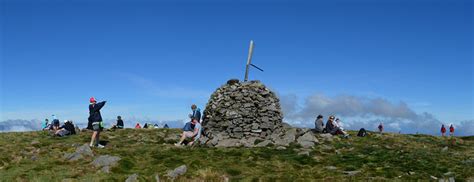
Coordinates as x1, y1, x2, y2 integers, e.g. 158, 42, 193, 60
92, 122, 101, 131
184, 131, 194, 138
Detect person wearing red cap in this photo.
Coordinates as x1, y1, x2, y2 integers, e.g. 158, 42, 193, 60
88, 97, 106, 148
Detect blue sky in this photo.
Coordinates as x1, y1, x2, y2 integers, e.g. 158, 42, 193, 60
1, 0, 473, 134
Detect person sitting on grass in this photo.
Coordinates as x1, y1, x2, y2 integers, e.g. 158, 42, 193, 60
42, 119, 52, 131
55, 120, 76, 137
135, 123, 141, 129
325, 116, 349, 138
175, 118, 202, 146
314, 115, 324, 133
111, 116, 124, 129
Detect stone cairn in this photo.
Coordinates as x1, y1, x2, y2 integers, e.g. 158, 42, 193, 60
199, 79, 320, 148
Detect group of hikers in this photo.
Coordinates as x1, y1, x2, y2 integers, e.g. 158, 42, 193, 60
43, 97, 459, 149
42, 115, 78, 137
441, 124, 455, 137
314, 115, 350, 138
134, 122, 169, 129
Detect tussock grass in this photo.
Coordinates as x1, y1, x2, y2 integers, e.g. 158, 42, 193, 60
0, 129, 472, 181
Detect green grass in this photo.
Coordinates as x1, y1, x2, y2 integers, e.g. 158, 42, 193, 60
0, 129, 472, 181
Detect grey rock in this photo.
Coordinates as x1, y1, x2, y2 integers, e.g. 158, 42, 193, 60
31, 140, 40, 145
63, 144, 94, 161
276, 146, 286, 150
448, 177, 455, 182
297, 132, 318, 148
255, 140, 272, 147
167, 165, 187, 179
155, 174, 160, 182
216, 139, 241, 148
325, 166, 337, 170
442, 146, 449, 152
343, 170, 361, 176
125, 174, 139, 182
92, 155, 121, 168
297, 150, 310, 156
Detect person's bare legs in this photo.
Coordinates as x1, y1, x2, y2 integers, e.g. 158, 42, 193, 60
90, 131, 98, 146
96, 131, 100, 146
177, 132, 187, 144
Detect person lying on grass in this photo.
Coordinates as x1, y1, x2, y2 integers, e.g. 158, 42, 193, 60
175, 118, 202, 146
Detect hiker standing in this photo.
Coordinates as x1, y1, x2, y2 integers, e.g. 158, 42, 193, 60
189, 104, 201, 123
378, 122, 384, 134
88, 97, 106, 148
314, 115, 324, 133
449, 124, 455, 136
441, 124, 447, 137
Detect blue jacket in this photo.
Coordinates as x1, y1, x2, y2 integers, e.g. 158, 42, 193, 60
87, 101, 106, 129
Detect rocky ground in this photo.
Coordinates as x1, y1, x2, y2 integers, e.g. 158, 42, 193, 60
0, 129, 472, 181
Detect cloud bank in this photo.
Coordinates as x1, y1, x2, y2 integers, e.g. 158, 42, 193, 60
280, 94, 473, 136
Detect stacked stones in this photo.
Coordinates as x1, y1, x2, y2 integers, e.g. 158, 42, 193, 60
200, 79, 284, 147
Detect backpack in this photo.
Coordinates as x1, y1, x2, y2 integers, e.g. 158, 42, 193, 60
357, 128, 367, 137
182, 122, 194, 131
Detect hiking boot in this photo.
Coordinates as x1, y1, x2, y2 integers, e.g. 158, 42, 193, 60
174, 143, 181, 147
96, 144, 105, 148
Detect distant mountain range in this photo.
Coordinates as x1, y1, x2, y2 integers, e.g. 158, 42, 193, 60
0, 119, 42, 132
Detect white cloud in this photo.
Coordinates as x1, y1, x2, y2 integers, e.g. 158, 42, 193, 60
280, 93, 474, 136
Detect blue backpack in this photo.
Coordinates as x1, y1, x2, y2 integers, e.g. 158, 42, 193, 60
182, 122, 194, 131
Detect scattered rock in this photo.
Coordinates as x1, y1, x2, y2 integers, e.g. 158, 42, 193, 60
296, 132, 318, 148
216, 139, 241, 148
167, 165, 187, 179
92, 155, 121, 168
325, 166, 337, 170
92, 155, 121, 173
255, 140, 272, 147
448, 177, 455, 182
431, 176, 438, 180
319, 133, 334, 142
343, 170, 361, 176
276, 146, 286, 150
31, 140, 40, 145
444, 172, 454, 176
125, 174, 139, 182
408, 171, 416, 175
297, 150, 310, 156
63, 144, 94, 161
155, 174, 160, 182
442, 147, 449, 152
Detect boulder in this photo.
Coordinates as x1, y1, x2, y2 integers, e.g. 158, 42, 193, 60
297, 132, 319, 148
63, 144, 93, 161
167, 165, 187, 179
125, 174, 139, 182
216, 139, 241, 148
92, 155, 121, 173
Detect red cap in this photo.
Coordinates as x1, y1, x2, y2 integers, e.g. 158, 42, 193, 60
90, 97, 96, 103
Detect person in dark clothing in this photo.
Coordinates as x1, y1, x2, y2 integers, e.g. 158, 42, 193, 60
111, 116, 124, 129
88, 97, 106, 148
189, 104, 202, 122
144, 123, 149, 129
163, 124, 169, 129
314, 115, 324, 133
55, 120, 76, 137
325, 116, 336, 133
